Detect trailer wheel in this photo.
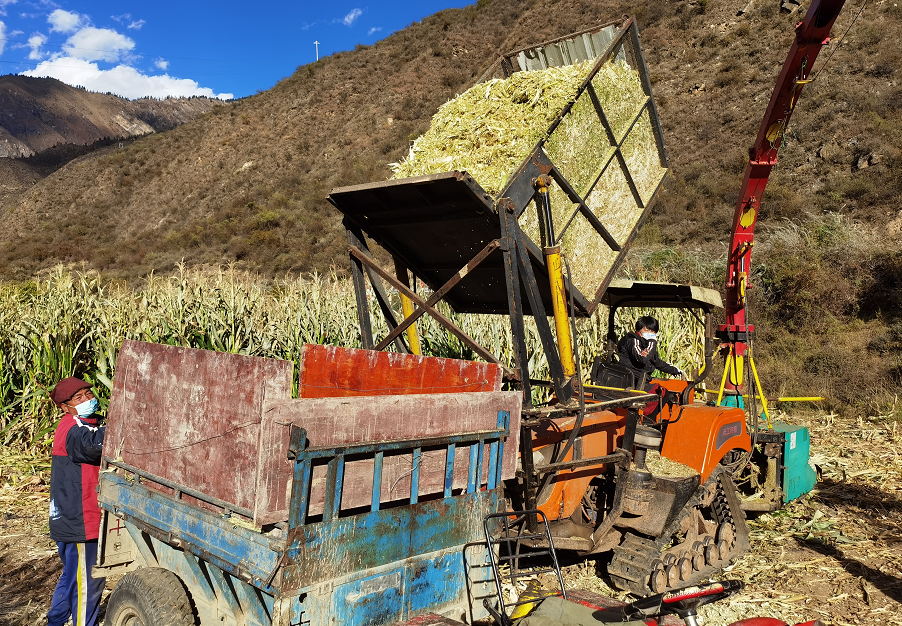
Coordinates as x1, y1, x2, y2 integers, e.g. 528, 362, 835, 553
107, 567, 195, 626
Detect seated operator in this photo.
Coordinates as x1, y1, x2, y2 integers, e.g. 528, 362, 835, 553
617, 315, 686, 389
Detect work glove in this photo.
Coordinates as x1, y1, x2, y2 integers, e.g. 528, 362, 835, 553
676, 368, 688, 380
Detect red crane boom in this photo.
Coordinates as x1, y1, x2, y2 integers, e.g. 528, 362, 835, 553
719, 0, 846, 398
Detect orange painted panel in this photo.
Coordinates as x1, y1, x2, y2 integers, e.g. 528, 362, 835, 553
299, 344, 502, 397
651, 378, 694, 403
659, 405, 751, 482
531, 411, 625, 521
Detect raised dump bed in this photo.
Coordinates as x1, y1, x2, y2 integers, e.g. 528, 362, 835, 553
327, 17, 668, 399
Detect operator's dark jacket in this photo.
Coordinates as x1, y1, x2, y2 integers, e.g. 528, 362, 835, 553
49, 413, 105, 543
617, 331, 680, 380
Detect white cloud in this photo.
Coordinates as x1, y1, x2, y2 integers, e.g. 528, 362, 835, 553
0, 21, 6, 55
48, 9, 82, 34
127, 19, 145, 30
368, 26, 382, 35
0, 1, 15, 18
27, 32, 46, 60
342, 8, 362, 26
64, 27, 134, 62
22, 56, 233, 100
154, 58, 168, 70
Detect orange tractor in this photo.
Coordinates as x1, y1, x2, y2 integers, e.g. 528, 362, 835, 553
327, 1, 844, 596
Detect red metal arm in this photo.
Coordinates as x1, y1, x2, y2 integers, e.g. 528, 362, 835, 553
720, 0, 846, 367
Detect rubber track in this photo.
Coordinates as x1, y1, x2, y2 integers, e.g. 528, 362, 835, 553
607, 468, 750, 596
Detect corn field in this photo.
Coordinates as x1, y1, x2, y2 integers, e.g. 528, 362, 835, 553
0, 266, 704, 451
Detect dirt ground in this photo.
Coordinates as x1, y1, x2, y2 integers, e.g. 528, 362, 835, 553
1, 409, 899, 626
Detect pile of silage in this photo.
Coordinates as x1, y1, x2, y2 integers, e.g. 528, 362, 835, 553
392, 55, 667, 301
391, 60, 594, 195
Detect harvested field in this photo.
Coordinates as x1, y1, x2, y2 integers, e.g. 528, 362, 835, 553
3, 408, 898, 625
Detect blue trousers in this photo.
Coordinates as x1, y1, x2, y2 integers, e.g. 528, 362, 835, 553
47, 540, 106, 626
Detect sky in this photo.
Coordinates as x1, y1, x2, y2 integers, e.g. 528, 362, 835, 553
0, 0, 473, 100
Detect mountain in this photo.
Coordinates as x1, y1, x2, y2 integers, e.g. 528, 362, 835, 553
0, 0, 899, 281
0, 75, 217, 158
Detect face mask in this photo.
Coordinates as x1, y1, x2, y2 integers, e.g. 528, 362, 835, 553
641, 332, 656, 340
74, 398, 99, 417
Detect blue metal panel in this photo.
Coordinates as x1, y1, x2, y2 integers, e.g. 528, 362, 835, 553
99, 474, 281, 592
373, 452, 384, 511
207, 563, 243, 619
280, 490, 502, 591
331, 567, 405, 625
411, 448, 421, 505
403, 551, 469, 622
295, 548, 473, 626
443, 445, 456, 499
233, 577, 273, 626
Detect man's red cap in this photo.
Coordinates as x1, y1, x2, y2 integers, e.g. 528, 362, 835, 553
50, 377, 92, 405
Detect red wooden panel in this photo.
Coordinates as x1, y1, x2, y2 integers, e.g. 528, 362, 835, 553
104, 340, 293, 513
254, 392, 521, 525
298, 344, 502, 398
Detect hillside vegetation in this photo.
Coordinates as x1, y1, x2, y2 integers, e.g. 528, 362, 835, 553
0, 0, 899, 414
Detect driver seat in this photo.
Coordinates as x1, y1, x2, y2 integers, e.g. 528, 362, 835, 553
589, 356, 646, 399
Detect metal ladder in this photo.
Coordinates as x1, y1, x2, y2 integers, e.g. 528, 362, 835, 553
482, 510, 567, 625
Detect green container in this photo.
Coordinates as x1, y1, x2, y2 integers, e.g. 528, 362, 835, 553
771, 422, 817, 502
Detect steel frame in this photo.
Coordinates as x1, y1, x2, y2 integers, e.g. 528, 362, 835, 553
340, 18, 666, 408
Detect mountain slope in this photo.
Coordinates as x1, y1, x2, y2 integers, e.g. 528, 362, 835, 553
0, 0, 899, 283
0, 75, 217, 158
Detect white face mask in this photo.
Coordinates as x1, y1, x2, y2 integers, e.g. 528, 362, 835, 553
641, 331, 656, 340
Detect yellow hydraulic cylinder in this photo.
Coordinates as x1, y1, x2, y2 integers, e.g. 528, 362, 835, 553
545, 245, 575, 378
393, 259, 421, 355
399, 294, 421, 355
729, 353, 744, 387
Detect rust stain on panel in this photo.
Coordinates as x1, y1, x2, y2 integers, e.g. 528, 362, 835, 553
255, 392, 521, 525
298, 344, 502, 398
105, 340, 293, 513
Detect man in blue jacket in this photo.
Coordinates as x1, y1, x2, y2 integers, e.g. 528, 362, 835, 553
46, 377, 106, 626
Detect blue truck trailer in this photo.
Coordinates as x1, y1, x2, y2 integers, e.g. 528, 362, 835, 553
94, 340, 521, 626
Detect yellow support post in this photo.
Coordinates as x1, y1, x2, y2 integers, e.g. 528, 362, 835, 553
716, 345, 733, 406
393, 258, 421, 356
748, 355, 772, 429
583, 384, 648, 396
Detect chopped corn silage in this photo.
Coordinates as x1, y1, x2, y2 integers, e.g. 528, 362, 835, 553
395, 56, 666, 305
391, 61, 594, 194
646, 450, 699, 478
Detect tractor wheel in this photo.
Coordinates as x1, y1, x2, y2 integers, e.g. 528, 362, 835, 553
106, 567, 195, 626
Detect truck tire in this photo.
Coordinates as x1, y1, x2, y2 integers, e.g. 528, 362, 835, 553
107, 567, 195, 626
